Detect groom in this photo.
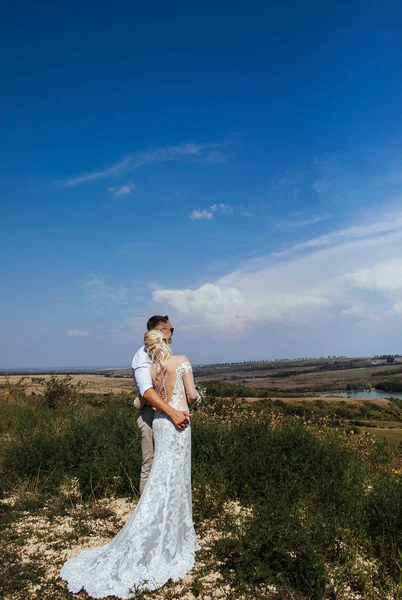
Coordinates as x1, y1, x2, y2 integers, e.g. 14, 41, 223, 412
132, 315, 191, 494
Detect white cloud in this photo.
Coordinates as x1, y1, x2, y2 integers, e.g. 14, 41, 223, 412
108, 329, 120, 334
275, 214, 331, 232
59, 142, 222, 188
189, 203, 233, 220
312, 177, 331, 194
59, 156, 132, 188
189, 209, 213, 220
340, 303, 381, 322
272, 210, 402, 257
108, 183, 135, 196
173, 189, 188, 197
385, 302, 402, 318
311, 157, 341, 194
154, 282, 328, 329
153, 207, 402, 333
118, 243, 135, 254
350, 258, 402, 291
288, 214, 330, 227
199, 150, 226, 164
211, 203, 233, 214
68, 330, 90, 337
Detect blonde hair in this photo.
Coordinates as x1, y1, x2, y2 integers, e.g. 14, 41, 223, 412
144, 329, 172, 378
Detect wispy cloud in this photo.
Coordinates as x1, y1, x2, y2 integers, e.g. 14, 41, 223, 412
59, 142, 222, 188
60, 157, 132, 188
311, 157, 341, 194
173, 189, 188, 197
287, 214, 331, 228
117, 242, 147, 254
198, 150, 227, 164
211, 203, 233, 214
312, 177, 331, 194
108, 183, 135, 197
275, 213, 331, 232
68, 330, 90, 337
272, 210, 402, 257
81, 274, 127, 310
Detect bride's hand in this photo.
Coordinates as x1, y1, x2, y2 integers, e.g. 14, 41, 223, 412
170, 408, 192, 430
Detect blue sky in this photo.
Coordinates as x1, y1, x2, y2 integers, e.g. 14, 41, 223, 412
2, 0, 402, 368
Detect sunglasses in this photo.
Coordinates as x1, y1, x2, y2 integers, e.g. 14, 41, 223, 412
160, 326, 174, 334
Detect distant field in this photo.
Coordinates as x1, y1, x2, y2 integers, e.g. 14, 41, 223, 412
0, 374, 134, 395
3, 355, 402, 395
194, 357, 402, 391
244, 395, 392, 407
196, 366, 402, 390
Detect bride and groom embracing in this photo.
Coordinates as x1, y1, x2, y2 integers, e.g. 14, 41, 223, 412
59, 315, 200, 598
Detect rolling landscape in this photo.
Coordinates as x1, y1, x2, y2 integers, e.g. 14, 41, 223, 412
3, 354, 402, 449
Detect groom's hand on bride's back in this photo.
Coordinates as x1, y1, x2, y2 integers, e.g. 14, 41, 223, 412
143, 388, 191, 430
169, 407, 192, 430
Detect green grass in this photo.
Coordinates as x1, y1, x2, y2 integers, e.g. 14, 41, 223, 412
360, 426, 402, 448
1, 391, 401, 599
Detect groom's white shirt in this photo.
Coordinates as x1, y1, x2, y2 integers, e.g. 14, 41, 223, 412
132, 345, 153, 397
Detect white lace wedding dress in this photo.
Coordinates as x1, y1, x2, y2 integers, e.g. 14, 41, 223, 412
59, 358, 200, 598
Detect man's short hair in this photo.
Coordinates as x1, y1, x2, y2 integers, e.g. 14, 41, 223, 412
147, 315, 169, 331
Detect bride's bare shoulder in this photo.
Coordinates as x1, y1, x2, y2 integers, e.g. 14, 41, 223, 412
167, 355, 191, 368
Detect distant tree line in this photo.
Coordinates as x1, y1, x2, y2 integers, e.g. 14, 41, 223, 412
374, 379, 402, 393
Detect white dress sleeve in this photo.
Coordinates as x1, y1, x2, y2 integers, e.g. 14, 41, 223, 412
180, 359, 198, 403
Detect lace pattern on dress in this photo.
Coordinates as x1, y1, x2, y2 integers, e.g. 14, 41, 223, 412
59, 358, 199, 598
169, 361, 192, 410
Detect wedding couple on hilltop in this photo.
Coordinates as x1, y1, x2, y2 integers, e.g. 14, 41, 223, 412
60, 315, 200, 598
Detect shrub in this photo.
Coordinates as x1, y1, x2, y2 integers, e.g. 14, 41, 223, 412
0, 402, 141, 498
192, 415, 401, 598
0, 378, 28, 405
41, 375, 84, 410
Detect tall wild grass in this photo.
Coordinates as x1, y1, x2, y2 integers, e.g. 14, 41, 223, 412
0, 391, 401, 599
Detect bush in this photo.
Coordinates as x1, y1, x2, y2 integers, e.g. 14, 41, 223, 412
41, 375, 84, 410
367, 472, 402, 578
0, 378, 28, 405
191, 416, 400, 598
0, 401, 142, 498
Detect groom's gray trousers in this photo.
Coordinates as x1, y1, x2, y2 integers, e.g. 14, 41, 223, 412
136, 404, 155, 495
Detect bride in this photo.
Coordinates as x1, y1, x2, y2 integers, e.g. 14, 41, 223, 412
59, 329, 200, 598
